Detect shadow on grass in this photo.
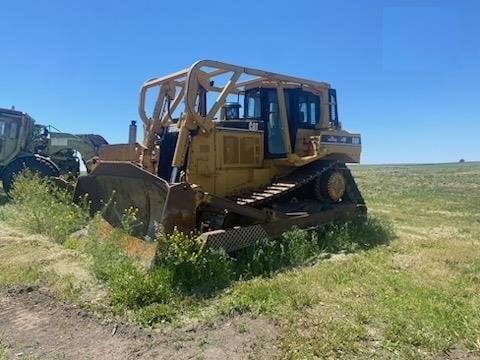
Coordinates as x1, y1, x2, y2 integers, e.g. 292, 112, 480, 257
229, 215, 395, 282
163, 215, 396, 299
0, 190, 9, 205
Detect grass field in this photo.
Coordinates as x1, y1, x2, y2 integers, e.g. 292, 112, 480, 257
222, 163, 480, 358
0, 163, 479, 358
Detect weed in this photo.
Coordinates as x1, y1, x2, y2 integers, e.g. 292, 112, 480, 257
134, 302, 176, 326
318, 216, 395, 252
236, 322, 248, 333
87, 236, 174, 308
107, 262, 173, 308
155, 229, 233, 294
232, 217, 394, 280
119, 206, 140, 235
82, 212, 394, 325
63, 236, 80, 250
2, 171, 89, 243
79, 210, 394, 326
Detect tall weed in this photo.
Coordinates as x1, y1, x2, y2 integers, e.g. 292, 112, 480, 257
232, 217, 394, 279
318, 216, 395, 252
155, 229, 233, 294
2, 171, 89, 243
90, 216, 394, 315
88, 238, 174, 308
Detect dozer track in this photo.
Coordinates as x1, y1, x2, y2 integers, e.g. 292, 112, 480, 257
232, 160, 364, 208
199, 161, 366, 252
233, 160, 335, 206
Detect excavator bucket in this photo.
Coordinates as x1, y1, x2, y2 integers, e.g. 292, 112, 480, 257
73, 162, 197, 238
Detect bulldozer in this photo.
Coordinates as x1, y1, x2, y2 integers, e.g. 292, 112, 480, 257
74, 60, 366, 252
0, 107, 107, 193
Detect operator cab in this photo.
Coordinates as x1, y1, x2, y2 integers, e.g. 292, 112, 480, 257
244, 87, 337, 159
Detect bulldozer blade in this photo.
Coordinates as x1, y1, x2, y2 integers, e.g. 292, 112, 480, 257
73, 162, 197, 237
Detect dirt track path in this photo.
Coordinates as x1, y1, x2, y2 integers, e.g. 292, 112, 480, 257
0, 285, 278, 359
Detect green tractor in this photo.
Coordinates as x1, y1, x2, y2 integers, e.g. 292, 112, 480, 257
0, 107, 108, 192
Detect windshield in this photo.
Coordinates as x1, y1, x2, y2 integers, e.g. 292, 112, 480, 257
0, 110, 23, 138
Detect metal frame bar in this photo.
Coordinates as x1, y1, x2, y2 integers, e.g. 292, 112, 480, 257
138, 59, 331, 143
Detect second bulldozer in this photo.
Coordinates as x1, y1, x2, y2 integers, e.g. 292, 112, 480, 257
0, 107, 107, 193
74, 60, 366, 252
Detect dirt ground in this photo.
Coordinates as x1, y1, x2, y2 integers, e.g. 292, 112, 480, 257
0, 285, 278, 359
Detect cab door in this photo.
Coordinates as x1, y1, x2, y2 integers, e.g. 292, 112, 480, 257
284, 89, 321, 152
263, 89, 287, 158
245, 88, 292, 159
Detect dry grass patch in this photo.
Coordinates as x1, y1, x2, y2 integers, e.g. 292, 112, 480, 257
0, 223, 106, 306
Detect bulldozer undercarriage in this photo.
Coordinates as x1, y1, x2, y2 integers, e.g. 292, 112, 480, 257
76, 160, 366, 253
196, 160, 366, 252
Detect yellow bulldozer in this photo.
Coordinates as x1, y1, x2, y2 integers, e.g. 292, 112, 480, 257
74, 60, 366, 252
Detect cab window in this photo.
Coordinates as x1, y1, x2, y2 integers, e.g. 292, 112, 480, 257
244, 90, 261, 119
297, 92, 319, 127
8, 121, 19, 139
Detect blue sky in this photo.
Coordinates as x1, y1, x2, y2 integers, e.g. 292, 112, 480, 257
1, 0, 478, 164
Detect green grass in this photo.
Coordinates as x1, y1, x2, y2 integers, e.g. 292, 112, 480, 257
208, 163, 480, 358
1, 163, 479, 358
0, 171, 89, 244
81, 217, 392, 326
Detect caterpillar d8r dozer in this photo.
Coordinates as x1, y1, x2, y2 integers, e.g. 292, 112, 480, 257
74, 60, 366, 252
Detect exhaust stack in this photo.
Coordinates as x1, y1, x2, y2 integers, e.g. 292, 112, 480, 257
128, 120, 137, 145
